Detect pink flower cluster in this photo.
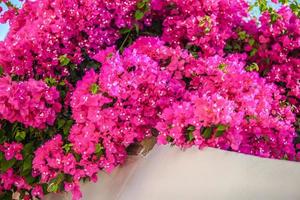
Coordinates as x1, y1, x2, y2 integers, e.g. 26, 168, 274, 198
33, 135, 72, 183
69, 44, 173, 173
244, 7, 300, 104
32, 134, 82, 199
85, 37, 296, 160
0, 0, 138, 78
154, 52, 296, 159
65, 38, 298, 193
0, 169, 31, 192
0, 0, 299, 200
0, 142, 23, 160
0, 77, 61, 129
0, 167, 43, 199
151, 0, 249, 56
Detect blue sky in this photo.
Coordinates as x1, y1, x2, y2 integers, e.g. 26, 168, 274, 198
0, 0, 22, 40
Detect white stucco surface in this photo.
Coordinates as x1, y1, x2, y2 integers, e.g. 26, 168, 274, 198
45, 146, 300, 200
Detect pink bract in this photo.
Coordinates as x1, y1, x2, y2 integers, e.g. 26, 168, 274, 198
0, 0, 299, 199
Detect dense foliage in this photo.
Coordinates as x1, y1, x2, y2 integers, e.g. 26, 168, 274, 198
0, 0, 299, 199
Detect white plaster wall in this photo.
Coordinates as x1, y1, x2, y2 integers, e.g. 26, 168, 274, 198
45, 146, 300, 200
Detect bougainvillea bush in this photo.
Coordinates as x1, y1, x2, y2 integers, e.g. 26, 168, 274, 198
0, 0, 299, 199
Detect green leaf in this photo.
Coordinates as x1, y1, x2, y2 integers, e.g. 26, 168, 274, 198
269, 10, 279, 23
0, 191, 13, 200
47, 173, 65, 193
245, 115, 258, 122
45, 77, 57, 87
271, 14, 277, 23
63, 143, 73, 153
90, 83, 99, 94
246, 63, 259, 72
74, 153, 81, 162
249, 4, 255, 12
187, 125, 195, 132
186, 45, 200, 59
15, 130, 26, 141
56, 173, 65, 183
224, 43, 232, 52
216, 124, 227, 132
120, 28, 131, 35
218, 63, 227, 71
69, 63, 77, 70
204, 27, 211, 33
264, 58, 270, 65
21, 155, 32, 176
186, 125, 195, 141
12, 122, 20, 134
47, 183, 59, 193
249, 48, 257, 57
215, 124, 228, 137
0, 158, 16, 172
95, 143, 104, 157
233, 43, 241, 51
95, 143, 103, 154
59, 81, 66, 86
137, 0, 149, 9
0, 129, 6, 144
0, 66, 3, 76
187, 131, 194, 141
290, 3, 297, 11
249, 38, 255, 46
57, 118, 66, 129
87, 60, 101, 72
238, 31, 247, 40
59, 90, 66, 100
137, 1, 145, 9
135, 24, 140, 35
58, 54, 70, 66
191, 51, 198, 58
257, 0, 268, 12
23, 156, 32, 172
63, 120, 73, 136
201, 127, 213, 139
166, 136, 174, 143
25, 174, 36, 184
135, 10, 145, 20
127, 36, 133, 47
279, 0, 288, 5
22, 142, 34, 156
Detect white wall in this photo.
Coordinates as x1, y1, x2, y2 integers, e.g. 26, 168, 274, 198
46, 146, 300, 200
